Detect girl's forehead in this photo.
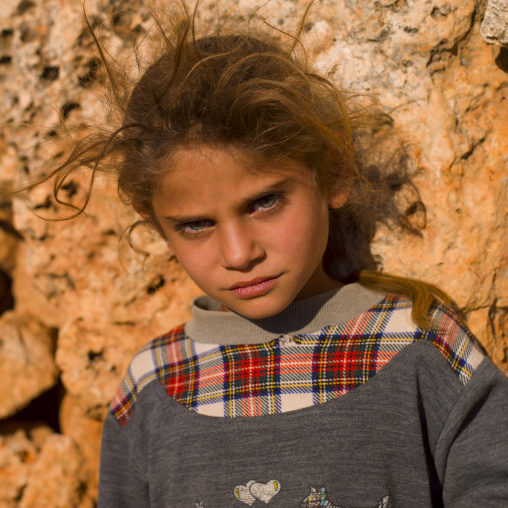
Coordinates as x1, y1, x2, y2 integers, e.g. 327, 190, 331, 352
160, 145, 313, 189
172, 145, 283, 172
152, 145, 319, 209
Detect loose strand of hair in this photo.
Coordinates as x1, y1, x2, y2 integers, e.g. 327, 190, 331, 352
83, 5, 122, 108
357, 270, 456, 328
51, 123, 148, 220
119, 219, 151, 277
288, 0, 315, 56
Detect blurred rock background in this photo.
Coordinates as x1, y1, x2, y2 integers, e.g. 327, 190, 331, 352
0, 0, 506, 505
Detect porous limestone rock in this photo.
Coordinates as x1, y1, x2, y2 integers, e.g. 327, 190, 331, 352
19, 433, 93, 508
0, 142, 19, 275
0, 424, 53, 508
481, 0, 508, 46
59, 393, 103, 501
0, 422, 94, 508
0, 311, 59, 418
0, 204, 18, 275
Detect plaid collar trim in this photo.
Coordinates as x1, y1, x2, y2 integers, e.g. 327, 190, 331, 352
111, 295, 484, 425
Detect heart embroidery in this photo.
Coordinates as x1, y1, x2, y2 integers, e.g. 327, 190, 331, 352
234, 481, 256, 506
234, 480, 281, 505
249, 480, 281, 503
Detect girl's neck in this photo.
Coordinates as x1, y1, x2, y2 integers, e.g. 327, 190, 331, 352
220, 274, 343, 313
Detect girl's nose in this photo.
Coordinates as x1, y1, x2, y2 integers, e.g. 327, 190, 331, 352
219, 223, 265, 270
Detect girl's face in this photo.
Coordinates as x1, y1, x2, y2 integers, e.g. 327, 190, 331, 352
151, 146, 347, 319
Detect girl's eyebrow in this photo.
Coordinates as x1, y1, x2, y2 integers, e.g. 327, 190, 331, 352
240, 177, 293, 203
162, 177, 295, 225
163, 214, 209, 226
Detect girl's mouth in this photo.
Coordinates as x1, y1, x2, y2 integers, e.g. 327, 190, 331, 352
227, 275, 281, 298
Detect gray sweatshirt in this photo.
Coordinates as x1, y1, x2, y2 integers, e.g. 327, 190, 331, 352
98, 284, 508, 507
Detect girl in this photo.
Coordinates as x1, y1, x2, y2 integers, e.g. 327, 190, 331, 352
12, 4, 508, 507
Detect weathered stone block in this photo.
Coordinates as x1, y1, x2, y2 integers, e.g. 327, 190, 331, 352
0, 311, 59, 419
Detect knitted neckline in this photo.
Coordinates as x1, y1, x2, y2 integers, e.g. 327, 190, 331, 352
185, 283, 385, 345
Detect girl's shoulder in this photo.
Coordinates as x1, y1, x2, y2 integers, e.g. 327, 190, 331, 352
108, 323, 189, 426
339, 293, 486, 386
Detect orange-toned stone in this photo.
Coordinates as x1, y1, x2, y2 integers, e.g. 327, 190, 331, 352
0, 424, 53, 508
59, 393, 104, 502
0, 311, 59, 419
19, 434, 93, 508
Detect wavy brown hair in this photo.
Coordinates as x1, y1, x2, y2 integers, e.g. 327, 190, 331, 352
7, 1, 455, 327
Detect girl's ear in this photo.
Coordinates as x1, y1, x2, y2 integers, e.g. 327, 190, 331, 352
327, 187, 349, 210
323, 148, 353, 210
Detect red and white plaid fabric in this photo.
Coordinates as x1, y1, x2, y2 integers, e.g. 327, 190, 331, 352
111, 295, 484, 424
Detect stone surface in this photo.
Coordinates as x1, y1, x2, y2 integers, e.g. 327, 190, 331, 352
0, 311, 59, 419
19, 433, 93, 508
0, 143, 19, 276
481, 0, 508, 47
59, 393, 103, 501
0, 422, 94, 508
0, 198, 18, 277
0, 423, 53, 508
0, 0, 507, 504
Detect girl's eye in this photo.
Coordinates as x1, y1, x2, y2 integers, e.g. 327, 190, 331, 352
178, 220, 213, 235
250, 194, 280, 212
187, 220, 210, 231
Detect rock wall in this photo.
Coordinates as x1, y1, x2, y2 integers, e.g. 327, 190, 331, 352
0, 0, 507, 505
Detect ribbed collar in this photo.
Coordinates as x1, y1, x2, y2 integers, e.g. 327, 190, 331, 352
184, 283, 386, 345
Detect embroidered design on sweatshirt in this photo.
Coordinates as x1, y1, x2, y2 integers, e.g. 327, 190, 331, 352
111, 296, 484, 424
300, 487, 389, 508
196, 486, 388, 507
196, 484, 387, 507
234, 480, 281, 505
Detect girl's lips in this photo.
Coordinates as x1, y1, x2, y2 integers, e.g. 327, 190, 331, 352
228, 275, 281, 298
